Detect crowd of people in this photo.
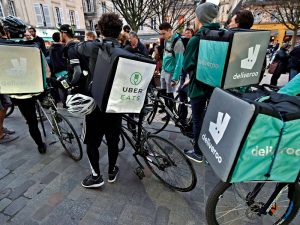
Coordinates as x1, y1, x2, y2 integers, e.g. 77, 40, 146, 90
1, 1, 300, 189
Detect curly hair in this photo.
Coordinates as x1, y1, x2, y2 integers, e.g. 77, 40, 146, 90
97, 13, 123, 38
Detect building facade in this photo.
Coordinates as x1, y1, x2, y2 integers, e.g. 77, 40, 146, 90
0, 0, 86, 40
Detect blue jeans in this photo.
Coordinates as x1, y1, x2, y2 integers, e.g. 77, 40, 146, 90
290, 69, 300, 81
190, 95, 209, 155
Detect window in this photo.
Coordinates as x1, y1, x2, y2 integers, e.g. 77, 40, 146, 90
33, 3, 52, 27
54, 7, 62, 26
0, 1, 5, 17
69, 10, 75, 26
86, 0, 93, 12
139, 24, 143, 31
151, 18, 156, 30
88, 20, 93, 30
101, 2, 106, 13
9, 1, 17, 16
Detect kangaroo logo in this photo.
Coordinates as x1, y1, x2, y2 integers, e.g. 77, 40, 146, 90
6, 58, 27, 75
241, 45, 261, 70
209, 112, 231, 145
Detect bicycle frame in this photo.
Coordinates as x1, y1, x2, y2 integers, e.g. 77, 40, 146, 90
245, 182, 291, 216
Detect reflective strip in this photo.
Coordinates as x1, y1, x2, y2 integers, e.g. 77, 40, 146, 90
70, 59, 80, 64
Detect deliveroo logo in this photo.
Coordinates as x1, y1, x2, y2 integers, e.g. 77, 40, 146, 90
6, 58, 27, 75
209, 112, 231, 145
241, 45, 261, 70
130, 72, 142, 85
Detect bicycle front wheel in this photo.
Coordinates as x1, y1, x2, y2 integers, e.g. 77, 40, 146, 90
206, 181, 300, 225
54, 113, 83, 161
143, 135, 197, 192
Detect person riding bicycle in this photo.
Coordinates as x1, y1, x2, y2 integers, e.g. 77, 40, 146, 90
63, 13, 123, 188
0, 16, 47, 153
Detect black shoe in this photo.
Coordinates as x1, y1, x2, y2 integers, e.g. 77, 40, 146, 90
184, 149, 203, 163
38, 143, 47, 154
108, 166, 119, 183
81, 174, 104, 188
158, 109, 164, 113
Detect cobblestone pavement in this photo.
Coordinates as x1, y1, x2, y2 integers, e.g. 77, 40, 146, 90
0, 73, 299, 225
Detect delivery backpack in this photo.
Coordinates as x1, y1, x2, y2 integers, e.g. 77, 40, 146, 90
91, 41, 156, 113
198, 88, 300, 183
0, 40, 46, 95
195, 28, 270, 89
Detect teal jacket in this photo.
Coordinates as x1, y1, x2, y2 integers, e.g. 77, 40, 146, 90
162, 33, 185, 81
278, 73, 300, 96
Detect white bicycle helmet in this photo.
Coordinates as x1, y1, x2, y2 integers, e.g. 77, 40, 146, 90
66, 94, 96, 116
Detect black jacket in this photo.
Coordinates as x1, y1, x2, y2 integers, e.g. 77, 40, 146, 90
274, 48, 290, 74
49, 43, 67, 74
124, 41, 149, 57
33, 36, 47, 56
289, 45, 300, 71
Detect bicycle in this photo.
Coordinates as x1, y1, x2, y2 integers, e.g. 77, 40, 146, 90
206, 180, 300, 225
35, 91, 83, 161
144, 85, 194, 138
121, 111, 197, 192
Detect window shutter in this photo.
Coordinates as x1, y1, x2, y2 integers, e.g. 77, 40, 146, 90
53, 7, 58, 26
66, 9, 70, 24
59, 8, 64, 24
33, 3, 43, 26
83, 0, 87, 12
42, 5, 52, 27
75, 11, 80, 29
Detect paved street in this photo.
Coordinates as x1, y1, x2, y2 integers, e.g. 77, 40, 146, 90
0, 73, 299, 225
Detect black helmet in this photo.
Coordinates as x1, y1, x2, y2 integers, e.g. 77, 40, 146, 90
2, 16, 27, 38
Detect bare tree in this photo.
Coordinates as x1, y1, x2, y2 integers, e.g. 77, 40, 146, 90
149, 0, 196, 32
110, 0, 155, 32
261, 0, 300, 48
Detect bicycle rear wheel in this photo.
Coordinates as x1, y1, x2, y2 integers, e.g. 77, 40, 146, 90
206, 181, 300, 225
143, 103, 170, 134
54, 113, 83, 161
143, 135, 197, 192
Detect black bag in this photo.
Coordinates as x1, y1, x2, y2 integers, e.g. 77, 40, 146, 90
91, 41, 156, 113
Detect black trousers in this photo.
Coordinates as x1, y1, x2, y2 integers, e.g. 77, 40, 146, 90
270, 72, 282, 86
83, 106, 122, 176
13, 98, 43, 147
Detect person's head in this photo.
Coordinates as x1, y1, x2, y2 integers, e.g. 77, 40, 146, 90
194, 2, 219, 29
129, 31, 139, 47
123, 25, 131, 33
0, 21, 6, 38
59, 24, 75, 43
159, 22, 173, 40
2, 16, 27, 39
184, 28, 194, 38
28, 27, 37, 37
85, 31, 96, 41
52, 32, 61, 42
24, 31, 33, 40
281, 43, 289, 50
228, 10, 254, 29
97, 13, 123, 38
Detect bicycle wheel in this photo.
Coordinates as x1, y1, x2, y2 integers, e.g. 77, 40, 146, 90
206, 181, 300, 225
5, 104, 15, 118
54, 113, 83, 161
143, 135, 197, 192
143, 103, 170, 134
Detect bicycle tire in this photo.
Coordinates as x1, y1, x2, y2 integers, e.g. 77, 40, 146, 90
206, 181, 300, 225
143, 103, 170, 134
5, 104, 15, 118
54, 113, 83, 161
143, 135, 197, 192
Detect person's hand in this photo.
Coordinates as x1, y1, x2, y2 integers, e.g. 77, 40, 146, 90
182, 79, 190, 88
171, 80, 177, 87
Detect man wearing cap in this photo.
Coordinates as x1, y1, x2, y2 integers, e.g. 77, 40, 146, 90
59, 24, 90, 95
182, 2, 220, 163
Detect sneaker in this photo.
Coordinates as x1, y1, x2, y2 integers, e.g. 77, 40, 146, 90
3, 127, 15, 135
37, 143, 47, 154
0, 134, 18, 144
108, 166, 119, 183
184, 150, 203, 163
81, 174, 104, 188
